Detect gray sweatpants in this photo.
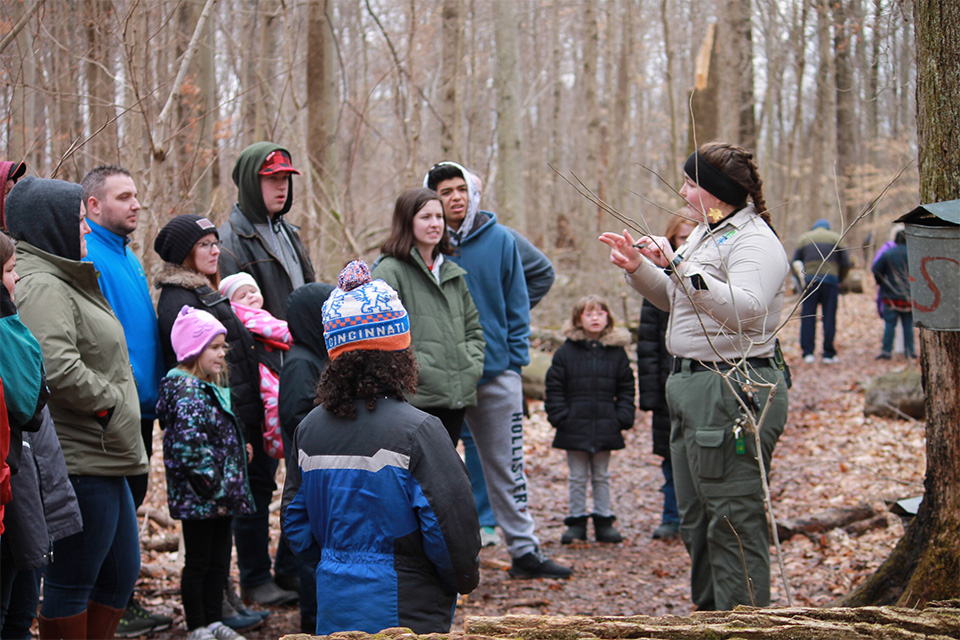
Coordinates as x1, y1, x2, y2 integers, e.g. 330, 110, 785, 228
463, 370, 540, 558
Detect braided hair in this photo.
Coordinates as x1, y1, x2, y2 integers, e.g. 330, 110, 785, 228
699, 142, 776, 237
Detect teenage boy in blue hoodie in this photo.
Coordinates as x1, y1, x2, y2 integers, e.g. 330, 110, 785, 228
81, 165, 172, 637
424, 161, 571, 580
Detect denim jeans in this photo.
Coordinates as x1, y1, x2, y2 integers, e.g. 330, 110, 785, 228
460, 424, 497, 528
661, 457, 679, 525
881, 306, 915, 357
41, 476, 140, 617
566, 450, 612, 517
800, 276, 839, 357
233, 441, 297, 588
0, 565, 42, 639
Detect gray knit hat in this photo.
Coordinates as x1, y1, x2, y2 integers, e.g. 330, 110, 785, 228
154, 214, 219, 265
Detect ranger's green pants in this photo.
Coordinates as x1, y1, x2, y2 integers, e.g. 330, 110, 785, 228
666, 360, 788, 610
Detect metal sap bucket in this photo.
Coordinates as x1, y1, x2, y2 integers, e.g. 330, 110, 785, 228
895, 201, 960, 331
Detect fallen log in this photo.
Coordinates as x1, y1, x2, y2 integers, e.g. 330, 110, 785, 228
775, 504, 876, 540
280, 602, 960, 640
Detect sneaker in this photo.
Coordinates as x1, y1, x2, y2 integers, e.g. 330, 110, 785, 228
803, 354, 816, 363
876, 352, 892, 360
479, 526, 501, 547
116, 597, 173, 637
187, 627, 217, 640
509, 548, 573, 580
241, 580, 298, 606
652, 521, 680, 540
822, 356, 838, 364
207, 621, 247, 640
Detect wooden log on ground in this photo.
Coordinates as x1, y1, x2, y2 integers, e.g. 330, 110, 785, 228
281, 602, 960, 640
775, 504, 876, 540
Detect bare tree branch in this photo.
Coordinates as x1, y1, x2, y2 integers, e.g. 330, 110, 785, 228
0, 0, 44, 56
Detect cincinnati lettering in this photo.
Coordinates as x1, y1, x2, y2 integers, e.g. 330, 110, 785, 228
327, 322, 407, 347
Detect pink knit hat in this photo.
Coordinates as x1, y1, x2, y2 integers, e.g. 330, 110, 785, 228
171, 305, 227, 363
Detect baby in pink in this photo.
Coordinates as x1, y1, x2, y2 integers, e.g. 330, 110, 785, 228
220, 273, 292, 459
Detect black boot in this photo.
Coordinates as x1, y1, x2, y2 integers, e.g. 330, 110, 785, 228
560, 516, 588, 544
592, 514, 623, 543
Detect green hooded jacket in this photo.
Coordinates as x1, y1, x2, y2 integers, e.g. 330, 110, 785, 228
15, 243, 147, 476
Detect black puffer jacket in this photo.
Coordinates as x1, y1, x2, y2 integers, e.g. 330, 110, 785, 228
155, 264, 263, 440
636, 299, 672, 458
545, 327, 636, 453
278, 282, 335, 470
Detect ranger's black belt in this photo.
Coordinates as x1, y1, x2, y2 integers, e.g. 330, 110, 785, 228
671, 356, 773, 374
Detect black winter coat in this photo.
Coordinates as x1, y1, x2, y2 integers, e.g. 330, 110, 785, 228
2, 407, 82, 571
155, 263, 263, 440
218, 203, 315, 321
545, 327, 636, 453
636, 299, 672, 458
278, 282, 335, 471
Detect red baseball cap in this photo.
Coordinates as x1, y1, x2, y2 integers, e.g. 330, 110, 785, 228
259, 150, 302, 176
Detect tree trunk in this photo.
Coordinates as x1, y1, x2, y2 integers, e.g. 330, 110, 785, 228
832, 0, 858, 223
660, 0, 679, 187
306, 0, 337, 266
440, 0, 463, 159
493, 0, 525, 232
838, 0, 960, 608
84, 0, 119, 164
582, 0, 601, 230
733, 0, 757, 150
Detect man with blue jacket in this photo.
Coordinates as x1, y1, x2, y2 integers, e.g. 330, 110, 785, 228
81, 165, 171, 637
424, 161, 571, 580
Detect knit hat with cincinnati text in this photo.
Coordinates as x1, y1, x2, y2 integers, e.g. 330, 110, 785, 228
321, 260, 410, 360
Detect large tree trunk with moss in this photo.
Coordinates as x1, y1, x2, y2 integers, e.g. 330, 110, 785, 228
838, 0, 960, 608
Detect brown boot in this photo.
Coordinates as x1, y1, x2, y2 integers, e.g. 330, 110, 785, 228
38, 610, 87, 639
85, 601, 125, 640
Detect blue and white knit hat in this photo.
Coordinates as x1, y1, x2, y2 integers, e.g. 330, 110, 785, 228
322, 260, 411, 360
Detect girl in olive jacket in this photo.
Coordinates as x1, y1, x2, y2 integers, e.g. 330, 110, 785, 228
371, 188, 484, 444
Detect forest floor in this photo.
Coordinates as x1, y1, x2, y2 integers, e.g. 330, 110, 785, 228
131, 287, 926, 639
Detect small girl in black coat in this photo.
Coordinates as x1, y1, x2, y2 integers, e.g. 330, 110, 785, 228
545, 295, 635, 544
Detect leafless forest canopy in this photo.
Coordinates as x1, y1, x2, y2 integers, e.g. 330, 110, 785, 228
1, 0, 919, 323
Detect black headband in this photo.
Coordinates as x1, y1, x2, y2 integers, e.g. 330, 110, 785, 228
683, 151, 748, 206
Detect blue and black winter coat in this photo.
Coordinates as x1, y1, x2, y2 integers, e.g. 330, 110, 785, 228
156, 369, 255, 520
281, 397, 480, 634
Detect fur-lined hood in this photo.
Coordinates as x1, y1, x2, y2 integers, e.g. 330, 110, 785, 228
155, 262, 215, 291
562, 325, 631, 347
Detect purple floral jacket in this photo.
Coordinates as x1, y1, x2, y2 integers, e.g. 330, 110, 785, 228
156, 369, 255, 520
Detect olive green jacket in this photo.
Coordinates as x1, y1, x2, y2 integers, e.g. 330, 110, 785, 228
372, 251, 484, 410
15, 242, 147, 476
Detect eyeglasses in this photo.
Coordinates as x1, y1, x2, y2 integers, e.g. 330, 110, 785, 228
196, 240, 220, 250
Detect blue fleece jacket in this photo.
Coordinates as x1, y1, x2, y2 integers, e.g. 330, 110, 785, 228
448, 211, 530, 383
83, 219, 164, 418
